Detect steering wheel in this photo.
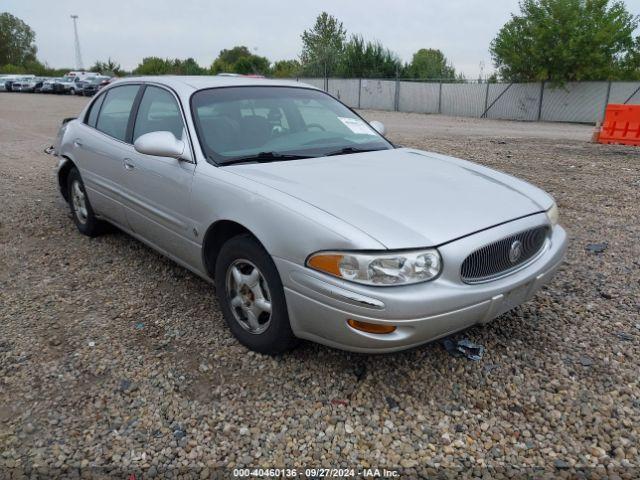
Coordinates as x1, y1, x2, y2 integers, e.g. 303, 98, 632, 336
305, 123, 326, 132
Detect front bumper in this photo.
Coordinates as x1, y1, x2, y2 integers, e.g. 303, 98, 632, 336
275, 213, 567, 353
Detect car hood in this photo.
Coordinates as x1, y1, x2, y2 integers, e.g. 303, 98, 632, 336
228, 148, 553, 248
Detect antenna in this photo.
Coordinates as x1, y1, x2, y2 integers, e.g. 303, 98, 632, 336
70, 15, 84, 70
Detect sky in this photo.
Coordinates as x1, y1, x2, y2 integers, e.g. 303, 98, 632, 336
4, 0, 640, 78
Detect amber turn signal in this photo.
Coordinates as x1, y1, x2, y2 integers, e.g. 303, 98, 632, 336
347, 319, 396, 334
307, 254, 343, 276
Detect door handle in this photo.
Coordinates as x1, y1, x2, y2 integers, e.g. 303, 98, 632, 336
73, 139, 83, 148
123, 158, 135, 170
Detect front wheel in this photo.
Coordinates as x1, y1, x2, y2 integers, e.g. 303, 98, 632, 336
69, 88, 75, 95
215, 234, 298, 354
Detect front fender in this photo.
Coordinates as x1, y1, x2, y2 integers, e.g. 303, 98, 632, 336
190, 163, 386, 267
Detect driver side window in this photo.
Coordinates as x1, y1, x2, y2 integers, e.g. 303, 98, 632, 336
133, 86, 184, 142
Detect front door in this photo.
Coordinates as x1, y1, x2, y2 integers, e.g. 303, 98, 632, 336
121, 85, 198, 264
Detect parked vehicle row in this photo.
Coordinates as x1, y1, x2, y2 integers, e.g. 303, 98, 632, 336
0, 74, 35, 92
1, 72, 114, 96
7, 77, 41, 92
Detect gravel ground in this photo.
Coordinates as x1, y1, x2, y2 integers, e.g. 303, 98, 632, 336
1, 93, 639, 478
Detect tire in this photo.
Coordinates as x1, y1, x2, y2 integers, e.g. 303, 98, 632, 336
215, 234, 298, 355
69, 88, 75, 95
67, 168, 105, 237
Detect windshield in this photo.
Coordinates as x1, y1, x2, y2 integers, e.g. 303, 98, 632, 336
191, 86, 392, 165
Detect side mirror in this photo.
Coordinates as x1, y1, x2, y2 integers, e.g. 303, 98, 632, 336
369, 120, 386, 136
134, 131, 185, 159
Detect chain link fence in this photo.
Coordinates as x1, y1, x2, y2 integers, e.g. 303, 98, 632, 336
296, 77, 640, 124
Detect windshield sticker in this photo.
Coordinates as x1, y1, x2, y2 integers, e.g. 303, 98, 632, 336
338, 117, 376, 135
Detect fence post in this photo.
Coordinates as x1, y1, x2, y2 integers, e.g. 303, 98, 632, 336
438, 83, 442, 114
537, 81, 545, 121
601, 80, 612, 123
394, 70, 400, 111
483, 82, 490, 118
358, 78, 362, 109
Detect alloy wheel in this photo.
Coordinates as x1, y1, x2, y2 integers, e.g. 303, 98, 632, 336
225, 259, 272, 334
71, 180, 88, 224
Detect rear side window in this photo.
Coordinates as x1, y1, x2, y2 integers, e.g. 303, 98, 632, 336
86, 93, 105, 128
133, 86, 184, 142
96, 85, 139, 142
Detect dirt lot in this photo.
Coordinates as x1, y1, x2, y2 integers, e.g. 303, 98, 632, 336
1, 93, 639, 478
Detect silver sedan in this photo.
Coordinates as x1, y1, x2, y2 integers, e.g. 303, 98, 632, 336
53, 76, 567, 354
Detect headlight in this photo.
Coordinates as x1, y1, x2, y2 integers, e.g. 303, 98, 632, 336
306, 249, 442, 286
546, 202, 559, 226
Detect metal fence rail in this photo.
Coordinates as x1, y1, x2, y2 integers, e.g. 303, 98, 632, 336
298, 77, 640, 124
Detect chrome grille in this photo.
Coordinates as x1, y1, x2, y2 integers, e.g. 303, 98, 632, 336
460, 226, 549, 283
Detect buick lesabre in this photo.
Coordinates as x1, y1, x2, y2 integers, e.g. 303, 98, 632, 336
53, 76, 567, 354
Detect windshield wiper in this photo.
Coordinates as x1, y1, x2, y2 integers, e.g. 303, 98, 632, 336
219, 151, 315, 166
218, 147, 386, 165
324, 146, 385, 157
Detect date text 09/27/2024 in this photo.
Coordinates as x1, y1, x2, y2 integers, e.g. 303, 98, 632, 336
232, 468, 400, 478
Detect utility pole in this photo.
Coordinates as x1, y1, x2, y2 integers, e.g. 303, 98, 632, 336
70, 15, 84, 70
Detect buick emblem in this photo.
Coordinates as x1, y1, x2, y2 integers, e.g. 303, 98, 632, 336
509, 240, 523, 263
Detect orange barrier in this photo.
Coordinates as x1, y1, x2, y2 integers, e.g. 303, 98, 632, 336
598, 104, 640, 146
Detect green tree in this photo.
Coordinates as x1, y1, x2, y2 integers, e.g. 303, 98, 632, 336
0, 63, 24, 74
623, 37, 640, 79
0, 12, 37, 67
405, 48, 456, 80
133, 57, 205, 75
271, 59, 301, 78
210, 46, 270, 75
0, 59, 70, 77
300, 12, 346, 76
490, 0, 640, 82
172, 57, 206, 75
90, 57, 124, 76
486, 72, 500, 83
338, 35, 401, 78
134, 57, 172, 75
233, 55, 270, 75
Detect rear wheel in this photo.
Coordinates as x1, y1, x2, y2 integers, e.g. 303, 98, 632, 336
215, 234, 298, 354
67, 168, 106, 237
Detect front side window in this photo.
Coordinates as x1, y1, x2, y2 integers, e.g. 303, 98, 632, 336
191, 87, 392, 165
133, 86, 184, 142
96, 85, 139, 142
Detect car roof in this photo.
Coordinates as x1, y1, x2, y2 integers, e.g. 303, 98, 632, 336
110, 75, 318, 97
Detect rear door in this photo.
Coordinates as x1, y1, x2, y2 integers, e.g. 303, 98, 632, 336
76, 84, 141, 227
121, 84, 198, 264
